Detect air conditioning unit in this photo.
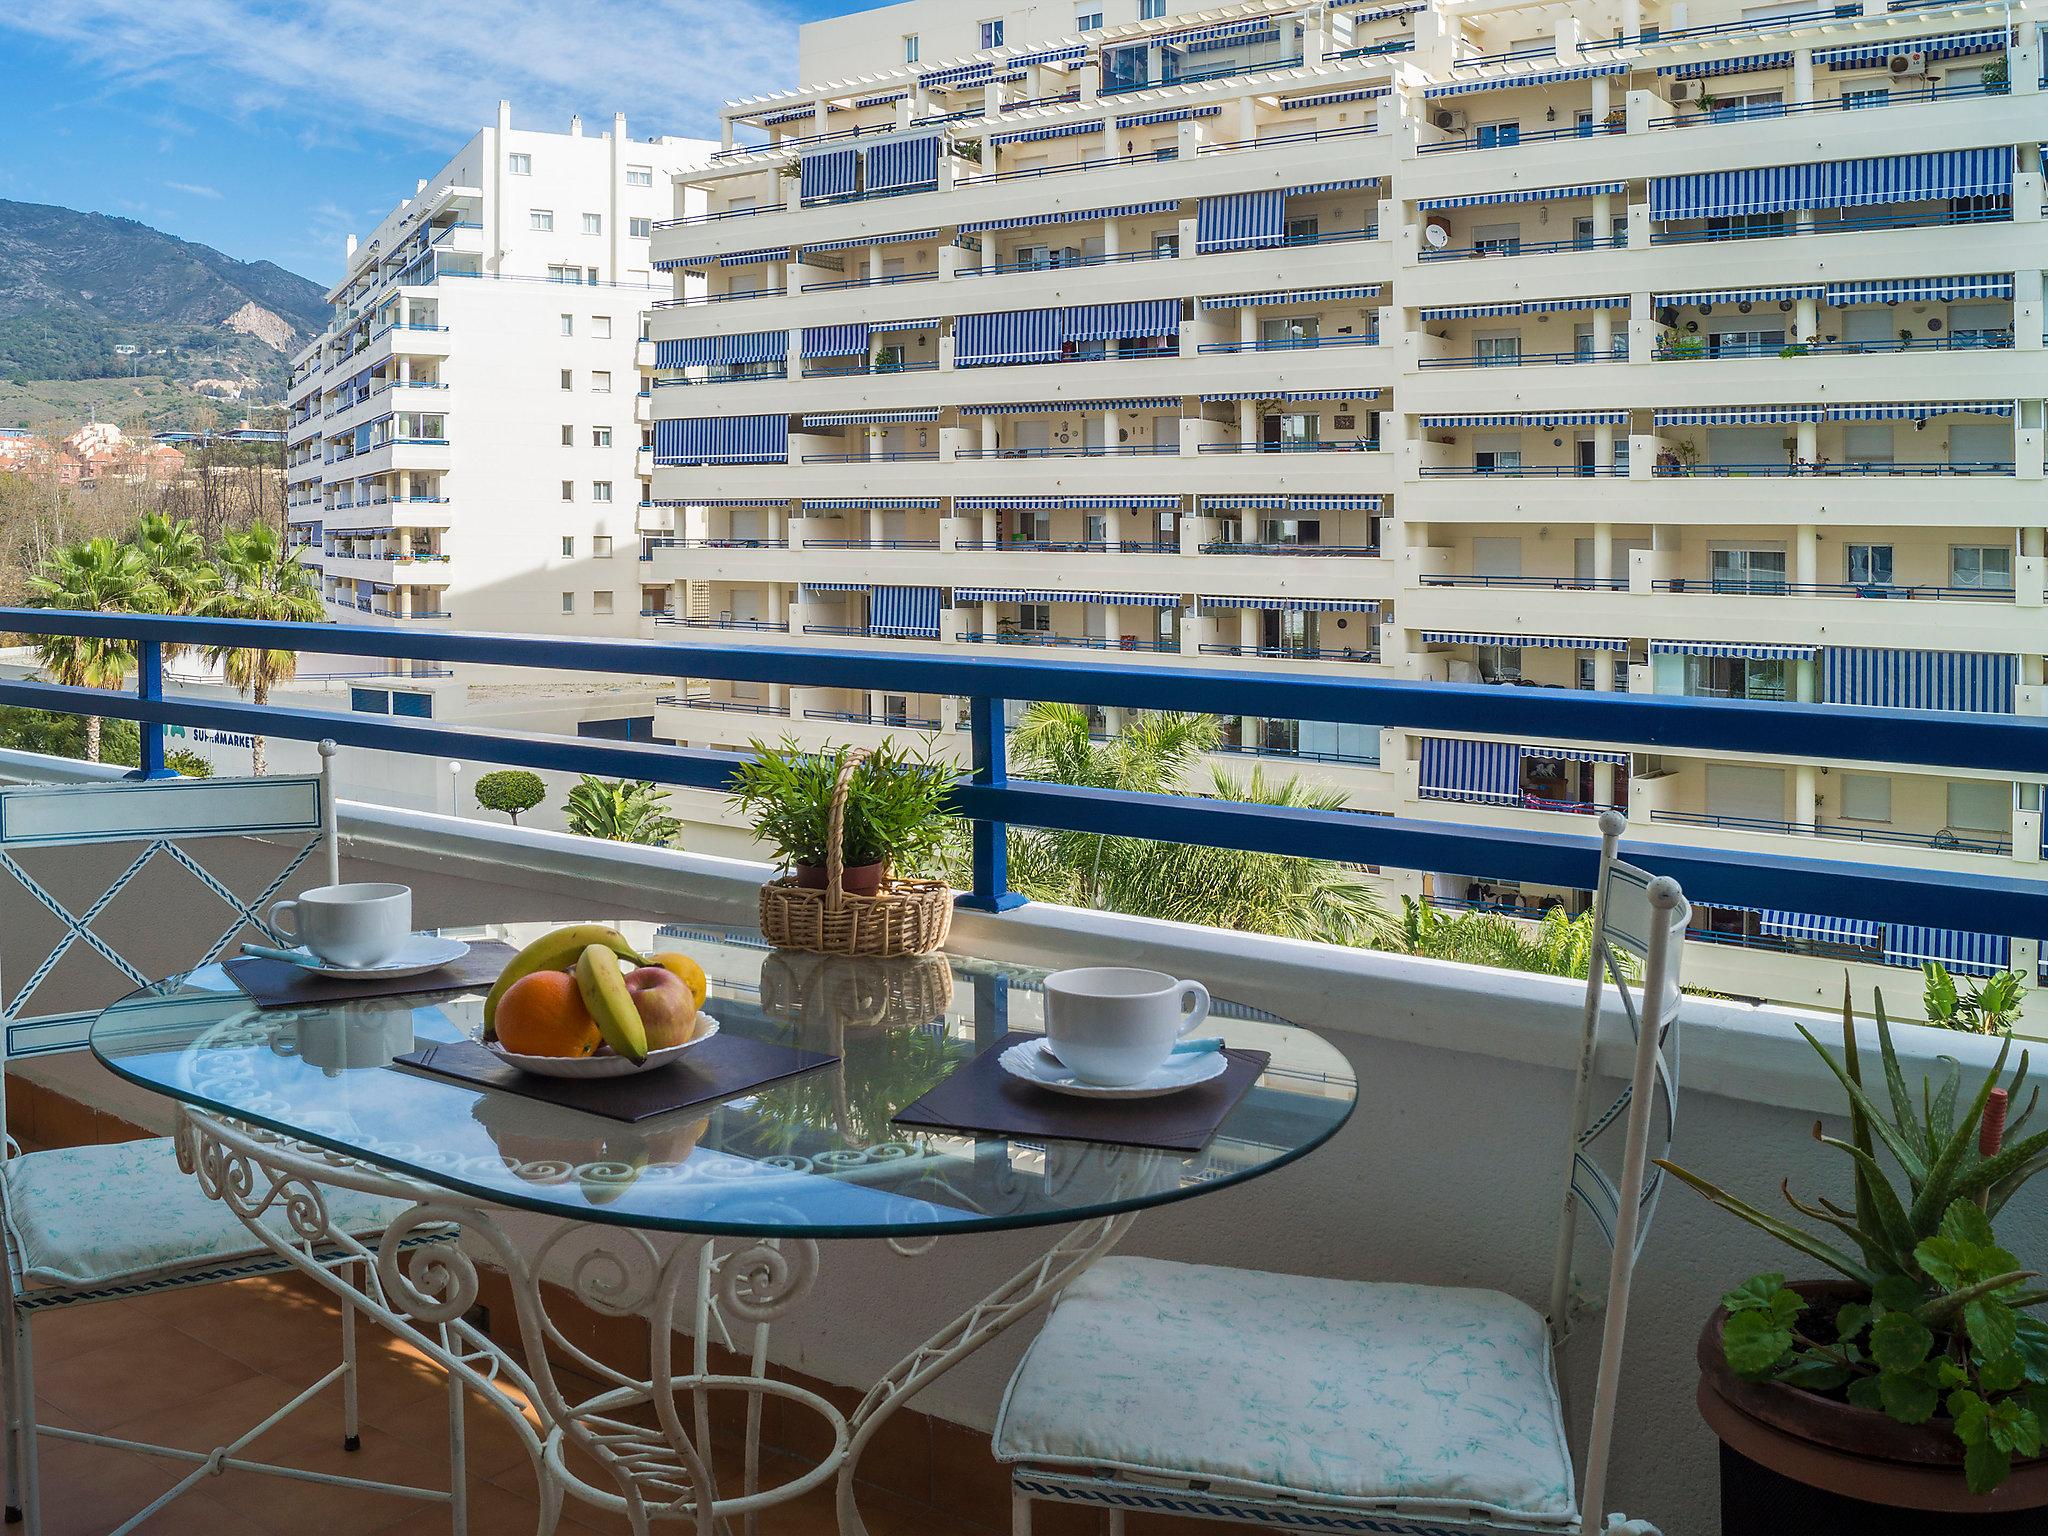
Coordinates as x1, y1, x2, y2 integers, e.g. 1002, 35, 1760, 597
1888, 49, 1928, 76
1670, 79, 1706, 104
1432, 108, 1467, 133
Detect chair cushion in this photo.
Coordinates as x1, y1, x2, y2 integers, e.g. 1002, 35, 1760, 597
4, 1137, 411, 1291
994, 1256, 1575, 1527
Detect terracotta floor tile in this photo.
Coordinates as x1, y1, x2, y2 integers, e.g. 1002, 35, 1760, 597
362, 1377, 549, 1483
18, 1294, 163, 1368
98, 1370, 325, 1459
23, 1429, 273, 1536
199, 1419, 458, 1536
34, 1323, 259, 1431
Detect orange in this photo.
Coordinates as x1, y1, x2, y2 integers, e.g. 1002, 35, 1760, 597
494, 969, 601, 1057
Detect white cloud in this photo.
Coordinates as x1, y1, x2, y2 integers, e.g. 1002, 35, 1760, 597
165, 180, 223, 198
1, 0, 801, 146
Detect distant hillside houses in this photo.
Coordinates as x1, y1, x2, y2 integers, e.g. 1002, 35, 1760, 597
0, 421, 187, 485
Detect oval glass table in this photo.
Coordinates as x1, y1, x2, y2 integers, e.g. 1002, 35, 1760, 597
91, 919, 1357, 1534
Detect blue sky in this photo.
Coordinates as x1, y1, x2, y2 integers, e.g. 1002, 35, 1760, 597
0, 0, 854, 284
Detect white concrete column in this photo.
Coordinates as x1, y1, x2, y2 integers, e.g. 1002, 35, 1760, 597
980, 416, 998, 453
1100, 410, 1117, 456
1100, 507, 1122, 546
1592, 523, 1615, 582
1237, 96, 1257, 141
1239, 608, 1260, 652
981, 600, 997, 637
1240, 310, 1258, 348
1792, 50, 1814, 105
1794, 297, 1817, 346
1592, 308, 1614, 356
811, 101, 829, 134
1103, 221, 1121, 258
1594, 425, 1616, 469
1591, 193, 1612, 246
1238, 400, 1256, 442
1591, 77, 1611, 122
1628, 291, 1656, 360
1099, 603, 1124, 648
1794, 764, 1818, 829
1795, 525, 1819, 587
868, 247, 885, 282
867, 507, 885, 544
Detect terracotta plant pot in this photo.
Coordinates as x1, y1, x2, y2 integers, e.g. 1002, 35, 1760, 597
793, 860, 885, 897
1697, 1279, 2048, 1531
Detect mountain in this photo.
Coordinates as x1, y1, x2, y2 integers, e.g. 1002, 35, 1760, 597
0, 200, 328, 404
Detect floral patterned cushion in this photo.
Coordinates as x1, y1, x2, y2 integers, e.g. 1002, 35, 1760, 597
995, 1256, 1576, 1526
4, 1137, 410, 1290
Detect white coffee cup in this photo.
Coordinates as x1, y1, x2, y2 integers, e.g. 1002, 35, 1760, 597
1042, 967, 1212, 1087
269, 883, 412, 969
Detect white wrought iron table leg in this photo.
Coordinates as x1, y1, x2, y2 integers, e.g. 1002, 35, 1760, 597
9, 1311, 38, 1534
834, 1213, 1138, 1536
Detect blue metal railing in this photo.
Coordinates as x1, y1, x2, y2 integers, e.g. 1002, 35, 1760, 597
2, 611, 2045, 934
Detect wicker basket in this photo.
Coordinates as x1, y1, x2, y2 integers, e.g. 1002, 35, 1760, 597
758, 749, 954, 957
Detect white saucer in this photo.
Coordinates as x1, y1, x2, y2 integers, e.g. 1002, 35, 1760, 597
274, 934, 470, 980
486, 1016, 720, 1078
998, 1038, 1228, 1100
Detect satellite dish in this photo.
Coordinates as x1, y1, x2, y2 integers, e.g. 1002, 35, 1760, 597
1424, 223, 1449, 249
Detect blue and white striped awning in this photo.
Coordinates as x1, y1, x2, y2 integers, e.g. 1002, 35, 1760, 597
1420, 738, 1521, 803
1417, 181, 1626, 210
800, 408, 941, 426
1652, 147, 2013, 221
1825, 274, 2014, 305
1829, 401, 2014, 421
1653, 640, 1816, 660
801, 498, 942, 510
1200, 284, 1381, 309
1116, 106, 1224, 128
724, 330, 787, 364
1823, 647, 2018, 714
956, 494, 1184, 510
804, 581, 868, 592
1195, 190, 1285, 253
1425, 62, 1631, 98
871, 585, 943, 638
1654, 285, 1823, 308
955, 587, 1181, 606
956, 308, 1062, 367
798, 147, 858, 201
1522, 744, 1630, 766
648, 497, 789, 508
801, 323, 870, 360
1653, 405, 1825, 426
803, 229, 938, 255
1063, 299, 1181, 341
719, 247, 790, 267
875, 316, 942, 330
1155, 18, 1277, 50
1421, 296, 1627, 320
959, 200, 1179, 234
1424, 631, 1629, 650
1012, 43, 1089, 67
1202, 389, 1379, 402
1200, 494, 1383, 511
992, 120, 1106, 145
1656, 51, 1792, 79
1183, 24, 1281, 53
653, 414, 789, 465
1201, 596, 1380, 612
1288, 177, 1381, 196
1883, 925, 2011, 978
855, 92, 908, 108
1331, 0, 1426, 13
958, 397, 1179, 416
864, 134, 941, 194
920, 60, 995, 89
1818, 28, 2008, 69
1281, 88, 1390, 110
1421, 410, 1627, 428
1760, 910, 1880, 944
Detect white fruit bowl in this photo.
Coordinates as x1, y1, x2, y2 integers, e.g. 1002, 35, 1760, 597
484, 1016, 719, 1078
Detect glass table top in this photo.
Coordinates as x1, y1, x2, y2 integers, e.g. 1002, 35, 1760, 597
90, 920, 1357, 1239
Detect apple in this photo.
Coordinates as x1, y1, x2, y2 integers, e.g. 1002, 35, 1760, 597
624, 965, 700, 1050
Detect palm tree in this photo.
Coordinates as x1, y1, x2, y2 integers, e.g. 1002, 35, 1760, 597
564, 776, 684, 848
25, 538, 164, 762
1399, 898, 1610, 980
199, 523, 325, 774
131, 512, 216, 689
1005, 703, 1388, 946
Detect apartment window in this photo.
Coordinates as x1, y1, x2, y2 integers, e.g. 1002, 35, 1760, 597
1077, 6, 1104, 28
1840, 774, 1892, 823
1709, 547, 1788, 593
1140, 0, 1165, 16
592, 426, 612, 447
591, 315, 612, 339
626, 165, 653, 187
559, 368, 573, 390
1952, 545, 2013, 589
980, 19, 1004, 47
591, 370, 613, 393
562, 537, 575, 556
508, 152, 532, 175
1948, 780, 2010, 834
593, 591, 614, 615
1477, 645, 1522, 684
547, 264, 579, 283
530, 209, 554, 231
592, 481, 613, 502
593, 535, 613, 557
560, 313, 574, 336
561, 592, 575, 613
583, 213, 603, 235
561, 481, 576, 502
1476, 120, 1521, 148
628, 217, 652, 239
1847, 543, 1894, 586
1017, 602, 1050, 633
561, 424, 575, 446
903, 33, 920, 62
1844, 87, 1889, 109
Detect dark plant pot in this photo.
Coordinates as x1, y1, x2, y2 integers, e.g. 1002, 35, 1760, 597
793, 860, 885, 897
1698, 1280, 2048, 1533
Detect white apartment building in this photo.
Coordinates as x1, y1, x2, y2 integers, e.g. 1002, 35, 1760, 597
285, 102, 715, 743
645, 0, 2047, 1011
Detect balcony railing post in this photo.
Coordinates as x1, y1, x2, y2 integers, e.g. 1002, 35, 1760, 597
132, 640, 172, 780
960, 693, 1026, 912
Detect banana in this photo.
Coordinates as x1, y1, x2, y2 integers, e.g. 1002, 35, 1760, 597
482, 925, 644, 1040
576, 943, 649, 1064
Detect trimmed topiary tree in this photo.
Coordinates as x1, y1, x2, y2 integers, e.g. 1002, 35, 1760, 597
474, 769, 546, 825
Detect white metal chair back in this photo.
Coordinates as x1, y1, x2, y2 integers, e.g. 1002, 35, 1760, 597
0, 745, 338, 1076
1544, 810, 1688, 1530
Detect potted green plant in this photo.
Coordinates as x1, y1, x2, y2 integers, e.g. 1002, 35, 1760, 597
727, 737, 954, 896
1661, 984, 2048, 1528
1925, 962, 2026, 1035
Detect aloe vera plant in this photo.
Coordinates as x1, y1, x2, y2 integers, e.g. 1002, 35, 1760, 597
1658, 982, 2048, 1493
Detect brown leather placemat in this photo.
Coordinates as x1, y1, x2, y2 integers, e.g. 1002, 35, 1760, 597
891, 1031, 1268, 1153
224, 941, 519, 1009
393, 1033, 838, 1123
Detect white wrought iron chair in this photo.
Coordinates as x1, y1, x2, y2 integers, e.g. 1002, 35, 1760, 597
0, 745, 468, 1534
995, 810, 1685, 1536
